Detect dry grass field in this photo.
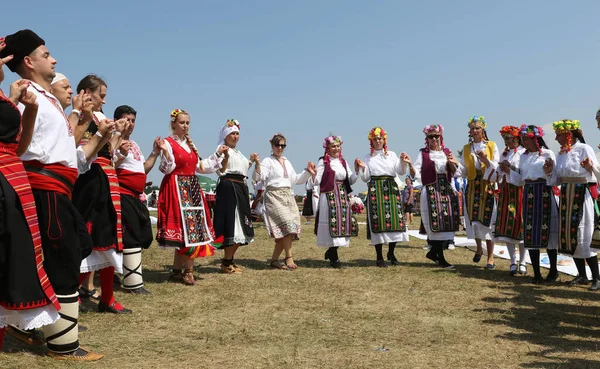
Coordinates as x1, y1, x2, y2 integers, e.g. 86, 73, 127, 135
1, 215, 600, 369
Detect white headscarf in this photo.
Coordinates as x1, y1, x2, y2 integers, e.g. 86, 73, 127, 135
217, 119, 240, 145
51, 73, 67, 86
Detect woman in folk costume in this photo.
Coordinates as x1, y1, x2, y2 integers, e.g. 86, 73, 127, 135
411, 125, 460, 269
508, 125, 559, 283
488, 126, 527, 276
113, 105, 160, 294
546, 120, 600, 290
355, 127, 410, 267
0, 58, 60, 348
72, 75, 132, 314
314, 135, 359, 268
212, 119, 257, 274
157, 109, 227, 285
253, 133, 315, 270
456, 115, 499, 270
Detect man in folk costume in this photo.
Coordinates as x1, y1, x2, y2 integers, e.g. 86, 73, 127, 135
73, 75, 132, 313
546, 120, 600, 290
113, 105, 160, 294
456, 115, 499, 270
0, 46, 60, 350
0, 29, 114, 360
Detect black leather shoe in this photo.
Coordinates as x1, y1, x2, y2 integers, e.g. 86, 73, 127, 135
376, 259, 387, 268
330, 260, 342, 269
124, 286, 151, 295
387, 253, 399, 265
98, 301, 132, 314
589, 279, 600, 291
531, 275, 544, 284
568, 276, 591, 286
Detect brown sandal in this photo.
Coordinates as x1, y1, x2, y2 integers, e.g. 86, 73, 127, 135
182, 269, 196, 285
269, 260, 288, 270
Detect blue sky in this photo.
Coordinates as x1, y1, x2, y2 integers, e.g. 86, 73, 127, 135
4, 0, 600, 193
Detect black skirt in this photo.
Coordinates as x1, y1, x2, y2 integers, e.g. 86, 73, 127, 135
302, 190, 314, 216
72, 163, 117, 250
0, 174, 51, 309
121, 194, 153, 249
213, 175, 254, 247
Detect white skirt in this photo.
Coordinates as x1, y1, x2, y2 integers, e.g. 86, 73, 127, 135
316, 193, 351, 248
80, 249, 123, 273
573, 190, 597, 258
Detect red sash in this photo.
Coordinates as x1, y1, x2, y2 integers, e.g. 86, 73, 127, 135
95, 157, 124, 251
0, 151, 59, 310
23, 160, 78, 198
117, 168, 146, 196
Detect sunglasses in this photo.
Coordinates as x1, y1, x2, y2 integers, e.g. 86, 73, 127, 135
274, 144, 287, 148
427, 135, 440, 140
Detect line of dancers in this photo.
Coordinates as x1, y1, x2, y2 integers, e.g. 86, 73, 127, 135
1, 29, 599, 362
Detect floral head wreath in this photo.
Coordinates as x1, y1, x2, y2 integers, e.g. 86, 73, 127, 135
368, 127, 388, 156
499, 126, 520, 138
170, 109, 187, 122
499, 126, 521, 156
468, 115, 487, 129
519, 124, 544, 138
323, 135, 343, 148
553, 119, 580, 154
226, 119, 240, 128
552, 119, 580, 134
423, 124, 443, 135
519, 124, 545, 155
423, 124, 444, 152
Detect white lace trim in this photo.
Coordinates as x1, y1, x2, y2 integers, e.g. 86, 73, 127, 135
0, 306, 59, 330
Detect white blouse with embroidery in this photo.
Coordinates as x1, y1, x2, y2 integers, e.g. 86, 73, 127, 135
253, 156, 311, 188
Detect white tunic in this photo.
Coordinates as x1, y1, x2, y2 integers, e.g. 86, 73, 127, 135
314, 157, 358, 247
548, 142, 598, 258
413, 150, 456, 241
485, 147, 525, 244
456, 141, 500, 241
358, 150, 409, 245
510, 149, 559, 250
253, 156, 311, 188
118, 140, 145, 174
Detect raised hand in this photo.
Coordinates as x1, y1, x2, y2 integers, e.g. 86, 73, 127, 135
0, 41, 14, 69
399, 152, 412, 164
115, 118, 128, 133
581, 157, 594, 173
8, 79, 29, 105
157, 138, 169, 153
119, 140, 132, 156
98, 119, 116, 137
217, 145, 229, 156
